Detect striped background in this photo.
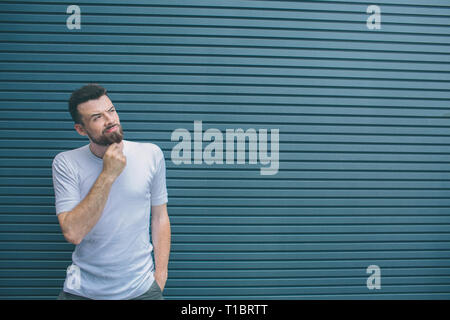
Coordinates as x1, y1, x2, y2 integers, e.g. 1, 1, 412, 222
0, 0, 450, 299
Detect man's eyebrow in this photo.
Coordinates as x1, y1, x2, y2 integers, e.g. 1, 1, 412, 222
89, 112, 102, 119
89, 106, 115, 118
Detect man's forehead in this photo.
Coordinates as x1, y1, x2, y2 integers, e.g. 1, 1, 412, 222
78, 95, 113, 115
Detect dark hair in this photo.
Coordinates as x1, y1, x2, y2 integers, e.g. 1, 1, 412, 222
68, 83, 108, 124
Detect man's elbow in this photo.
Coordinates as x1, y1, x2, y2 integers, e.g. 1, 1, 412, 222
63, 231, 82, 245
58, 212, 82, 245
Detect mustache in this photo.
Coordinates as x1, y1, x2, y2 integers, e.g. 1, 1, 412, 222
103, 124, 119, 133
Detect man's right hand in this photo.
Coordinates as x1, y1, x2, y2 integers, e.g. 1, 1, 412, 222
102, 143, 127, 179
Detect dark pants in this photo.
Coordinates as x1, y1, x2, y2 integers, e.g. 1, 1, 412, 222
57, 280, 164, 300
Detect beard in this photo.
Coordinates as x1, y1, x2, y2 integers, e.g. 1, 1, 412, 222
86, 124, 124, 146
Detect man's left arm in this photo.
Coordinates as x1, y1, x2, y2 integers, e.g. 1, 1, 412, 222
151, 203, 171, 291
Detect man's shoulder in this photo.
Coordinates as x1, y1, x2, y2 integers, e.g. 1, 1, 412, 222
53, 144, 89, 164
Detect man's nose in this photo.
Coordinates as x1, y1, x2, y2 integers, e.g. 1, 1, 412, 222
104, 111, 115, 124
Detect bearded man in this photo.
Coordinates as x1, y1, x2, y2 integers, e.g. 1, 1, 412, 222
52, 83, 170, 300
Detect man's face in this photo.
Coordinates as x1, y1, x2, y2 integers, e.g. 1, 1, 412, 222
75, 95, 124, 146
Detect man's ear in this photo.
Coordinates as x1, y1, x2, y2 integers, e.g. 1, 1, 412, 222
74, 123, 87, 136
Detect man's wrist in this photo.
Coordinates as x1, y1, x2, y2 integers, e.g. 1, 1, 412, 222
154, 269, 168, 277
99, 171, 116, 185
154, 269, 168, 291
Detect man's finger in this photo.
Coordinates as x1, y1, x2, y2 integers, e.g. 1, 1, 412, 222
109, 142, 124, 154
109, 142, 119, 149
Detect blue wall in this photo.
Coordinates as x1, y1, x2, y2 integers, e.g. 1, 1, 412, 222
0, 0, 450, 299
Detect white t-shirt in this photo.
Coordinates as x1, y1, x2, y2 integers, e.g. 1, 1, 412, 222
52, 140, 168, 299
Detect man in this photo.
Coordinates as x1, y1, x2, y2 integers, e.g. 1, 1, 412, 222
52, 83, 171, 300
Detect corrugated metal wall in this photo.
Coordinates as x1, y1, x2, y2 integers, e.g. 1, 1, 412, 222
1, 0, 450, 299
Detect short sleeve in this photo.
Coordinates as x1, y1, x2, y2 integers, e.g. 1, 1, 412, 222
151, 146, 168, 206
52, 154, 81, 215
